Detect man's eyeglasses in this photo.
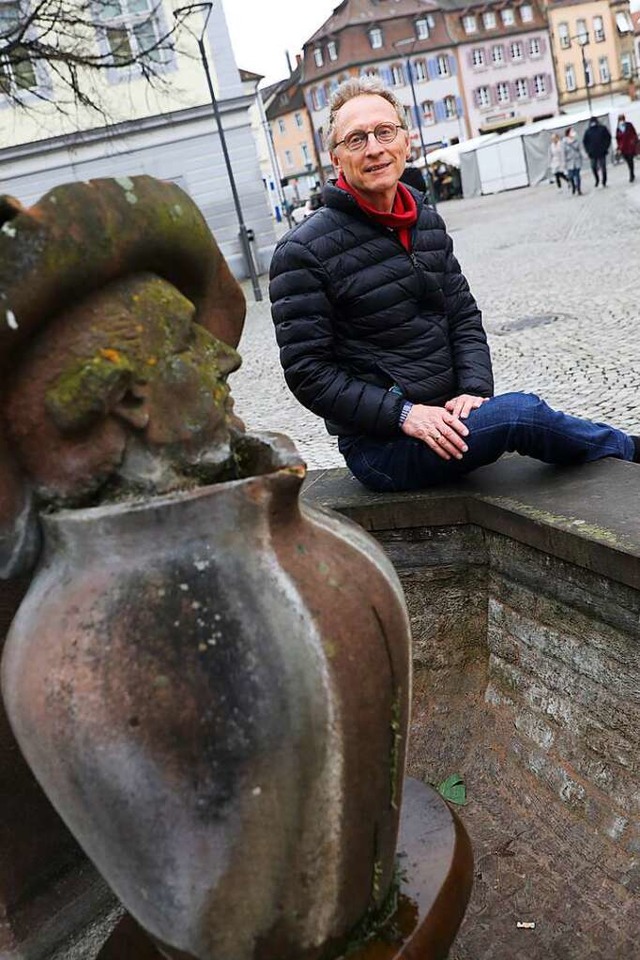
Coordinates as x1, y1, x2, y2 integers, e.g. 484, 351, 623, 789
334, 122, 405, 153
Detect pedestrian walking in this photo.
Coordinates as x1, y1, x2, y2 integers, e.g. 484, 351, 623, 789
548, 133, 569, 189
563, 128, 583, 195
582, 117, 611, 187
269, 78, 640, 493
616, 114, 638, 183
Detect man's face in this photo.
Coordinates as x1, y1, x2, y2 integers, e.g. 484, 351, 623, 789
329, 94, 410, 208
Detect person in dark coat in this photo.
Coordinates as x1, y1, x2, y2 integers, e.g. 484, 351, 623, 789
269, 78, 640, 492
400, 161, 427, 193
616, 114, 638, 182
582, 117, 612, 187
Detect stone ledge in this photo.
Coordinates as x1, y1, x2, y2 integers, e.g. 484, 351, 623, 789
303, 454, 640, 590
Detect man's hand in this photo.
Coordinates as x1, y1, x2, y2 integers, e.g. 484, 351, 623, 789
401, 404, 469, 461
445, 394, 490, 419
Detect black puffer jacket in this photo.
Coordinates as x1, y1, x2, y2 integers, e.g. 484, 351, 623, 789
269, 183, 493, 438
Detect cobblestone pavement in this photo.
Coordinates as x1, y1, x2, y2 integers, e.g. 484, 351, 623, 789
231, 160, 640, 469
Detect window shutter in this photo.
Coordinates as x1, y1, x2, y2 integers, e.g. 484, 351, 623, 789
413, 104, 421, 127
456, 95, 464, 116
449, 54, 457, 74
427, 57, 439, 79
402, 61, 410, 83
380, 66, 393, 85
539, 36, 546, 55
319, 87, 327, 108
544, 73, 552, 94
467, 49, 475, 67
435, 99, 446, 122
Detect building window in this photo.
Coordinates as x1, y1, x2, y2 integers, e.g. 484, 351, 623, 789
361, 66, 378, 78
558, 22, 570, 49
520, 4, 533, 23
301, 143, 310, 164
593, 16, 605, 42
327, 40, 338, 61
444, 95, 458, 118
584, 60, 594, 86
529, 37, 541, 57
0, 48, 37, 93
415, 18, 429, 39
510, 41, 523, 61
576, 19, 588, 45
598, 55, 610, 82
483, 11, 496, 29
621, 53, 633, 77
403, 105, 413, 128
295, 112, 303, 128
422, 99, 435, 124
501, 8, 515, 26
391, 63, 405, 86
285, 149, 293, 168
472, 48, 485, 67
477, 85, 490, 107
492, 44, 505, 65
413, 58, 428, 81
496, 81, 510, 102
369, 27, 383, 48
564, 64, 576, 92
515, 77, 528, 99
436, 54, 450, 77
96, 0, 166, 68
534, 73, 546, 95
314, 47, 323, 67
278, 118, 286, 133
616, 12, 633, 34
462, 14, 477, 33
0, 2, 38, 93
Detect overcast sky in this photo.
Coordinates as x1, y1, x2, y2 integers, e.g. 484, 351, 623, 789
222, 0, 640, 86
221, 0, 339, 86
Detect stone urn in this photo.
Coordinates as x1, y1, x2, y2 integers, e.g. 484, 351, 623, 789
1, 432, 411, 960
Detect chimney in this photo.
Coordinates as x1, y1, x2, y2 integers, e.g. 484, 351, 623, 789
285, 50, 293, 74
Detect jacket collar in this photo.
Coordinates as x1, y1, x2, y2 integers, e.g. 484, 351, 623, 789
322, 180, 427, 222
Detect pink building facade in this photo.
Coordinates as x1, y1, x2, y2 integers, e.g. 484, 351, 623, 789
449, 3, 559, 137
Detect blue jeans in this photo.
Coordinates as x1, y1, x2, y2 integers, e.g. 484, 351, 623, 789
339, 392, 635, 493
568, 167, 582, 194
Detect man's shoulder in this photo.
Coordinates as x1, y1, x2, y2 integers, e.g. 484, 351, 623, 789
276, 204, 353, 251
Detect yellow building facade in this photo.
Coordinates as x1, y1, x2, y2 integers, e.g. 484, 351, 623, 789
546, 0, 636, 108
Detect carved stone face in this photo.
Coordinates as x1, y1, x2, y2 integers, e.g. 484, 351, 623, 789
4, 273, 242, 506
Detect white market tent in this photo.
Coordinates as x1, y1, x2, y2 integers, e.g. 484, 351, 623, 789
420, 101, 640, 199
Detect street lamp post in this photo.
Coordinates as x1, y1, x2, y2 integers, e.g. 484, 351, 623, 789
570, 30, 592, 116
393, 38, 437, 209
174, 2, 263, 302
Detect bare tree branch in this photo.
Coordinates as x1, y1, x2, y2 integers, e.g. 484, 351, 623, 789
0, 0, 195, 114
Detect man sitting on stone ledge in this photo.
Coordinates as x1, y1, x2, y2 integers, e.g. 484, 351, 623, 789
269, 78, 640, 493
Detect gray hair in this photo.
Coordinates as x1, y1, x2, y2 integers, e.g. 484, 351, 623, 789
326, 77, 407, 151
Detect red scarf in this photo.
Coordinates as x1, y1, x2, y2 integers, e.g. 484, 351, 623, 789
336, 173, 418, 252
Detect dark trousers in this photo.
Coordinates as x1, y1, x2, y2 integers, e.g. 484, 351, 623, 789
590, 156, 607, 185
622, 153, 635, 182
338, 392, 634, 493
554, 171, 568, 188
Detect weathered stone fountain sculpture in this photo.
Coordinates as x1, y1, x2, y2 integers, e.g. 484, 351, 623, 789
0, 177, 424, 959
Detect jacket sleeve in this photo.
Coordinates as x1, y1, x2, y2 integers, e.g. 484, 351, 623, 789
440, 227, 494, 398
269, 236, 404, 437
